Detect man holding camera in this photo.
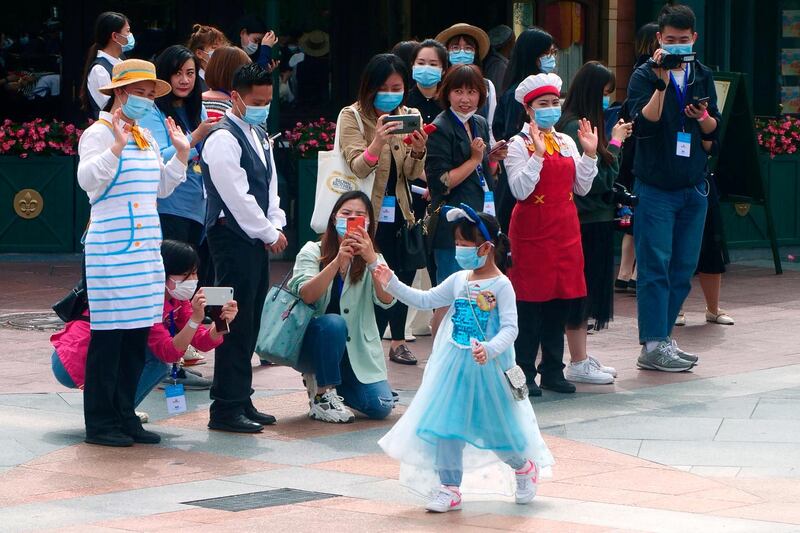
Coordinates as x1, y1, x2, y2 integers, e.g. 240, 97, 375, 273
627, 4, 719, 372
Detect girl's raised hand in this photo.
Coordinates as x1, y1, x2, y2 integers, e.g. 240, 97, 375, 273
373, 263, 394, 287
577, 117, 598, 158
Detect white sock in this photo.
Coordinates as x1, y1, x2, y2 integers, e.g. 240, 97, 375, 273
645, 341, 659, 352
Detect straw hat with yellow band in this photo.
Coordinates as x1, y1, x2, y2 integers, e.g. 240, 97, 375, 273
99, 59, 172, 98
515, 73, 563, 156
435, 23, 491, 61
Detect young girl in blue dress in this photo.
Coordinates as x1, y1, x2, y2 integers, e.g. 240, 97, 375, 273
374, 205, 553, 513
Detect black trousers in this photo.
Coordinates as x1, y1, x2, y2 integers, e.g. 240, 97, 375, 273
159, 214, 214, 287
207, 224, 270, 419
514, 300, 569, 384
375, 268, 417, 341
84, 327, 149, 436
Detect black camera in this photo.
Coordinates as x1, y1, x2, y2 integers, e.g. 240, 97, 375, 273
603, 184, 639, 207
647, 52, 696, 70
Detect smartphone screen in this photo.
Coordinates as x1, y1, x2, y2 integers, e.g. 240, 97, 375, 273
347, 216, 366, 235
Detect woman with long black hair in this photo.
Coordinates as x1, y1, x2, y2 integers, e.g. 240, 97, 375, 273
80, 11, 133, 119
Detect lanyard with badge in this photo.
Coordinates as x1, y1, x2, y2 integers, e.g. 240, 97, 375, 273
164, 310, 187, 415
449, 110, 495, 215
670, 67, 692, 158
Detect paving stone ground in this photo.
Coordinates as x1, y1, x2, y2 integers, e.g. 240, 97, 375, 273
1, 254, 800, 532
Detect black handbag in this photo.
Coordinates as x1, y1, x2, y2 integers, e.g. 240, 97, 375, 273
395, 179, 428, 272
52, 278, 89, 323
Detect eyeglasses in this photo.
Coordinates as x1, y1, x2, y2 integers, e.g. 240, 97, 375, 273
448, 45, 476, 53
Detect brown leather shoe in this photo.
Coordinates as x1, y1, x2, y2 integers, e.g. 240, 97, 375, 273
389, 344, 417, 365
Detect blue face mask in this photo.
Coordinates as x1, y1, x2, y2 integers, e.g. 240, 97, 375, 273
662, 42, 693, 55
455, 245, 488, 270
238, 95, 270, 125
122, 92, 154, 120
119, 33, 135, 53
539, 55, 557, 73
533, 106, 562, 129
412, 65, 442, 88
374, 91, 404, 113
335, 217, 348, 237
602, 95, 610, 110
449, 50, 475, 65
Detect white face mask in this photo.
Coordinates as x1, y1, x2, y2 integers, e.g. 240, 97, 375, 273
450, 107, 476, 123
167, 278, 198, 301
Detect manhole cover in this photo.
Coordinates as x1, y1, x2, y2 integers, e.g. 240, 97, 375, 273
182, 488, 338, 512
0, 312, 64, 331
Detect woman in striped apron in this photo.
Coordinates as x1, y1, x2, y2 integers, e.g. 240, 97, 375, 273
77, 59, 189, 447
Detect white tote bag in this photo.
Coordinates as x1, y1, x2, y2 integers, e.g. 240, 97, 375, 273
310, 106, 376, 234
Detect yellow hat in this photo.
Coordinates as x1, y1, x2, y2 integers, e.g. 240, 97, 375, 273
435, 23, 491, 61
99, 59, 172, 98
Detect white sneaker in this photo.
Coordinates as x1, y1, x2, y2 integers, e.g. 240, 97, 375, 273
136, 411, 149, 424
565, 359, 614, 384
515, 460, 539, 504
425, 486, 462, 513
588, 356, 617, 377
309, 389, 355, 424
675, 311, 686, 326
301, 373, 317, 406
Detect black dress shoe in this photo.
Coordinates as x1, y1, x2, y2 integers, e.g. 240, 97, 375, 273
527, 381, 542, 397
85, 431, 134, 447
123, 427, 161, 444
540, 377, 577, 394
208, 414, 264, 433
628, 280, 637, 293
614, 279, 629, 292
244, 408, 277, 426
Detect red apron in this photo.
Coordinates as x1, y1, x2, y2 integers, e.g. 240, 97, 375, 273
508, 144, 587, 302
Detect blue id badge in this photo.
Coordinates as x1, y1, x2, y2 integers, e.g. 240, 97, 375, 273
483, 191, 496, 216
165, 383, 187, 415
379, 196, 396, 223
676, 132, 691, 158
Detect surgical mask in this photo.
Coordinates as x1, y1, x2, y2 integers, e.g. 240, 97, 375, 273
118, 33, 135, 53
122, 92, 154, 120
238, 95, 270, 125
661, 42, 693, 55
450, 107, 475, 123
533, 106, 561, 129
412, 65, 442, 88
374, 91, 404, 113
449, 50, 475, 65
244, 41, 258, 55
167, 278, 198, 301
602, 95, 610, 110
335, 217, 348, 237
455, 245, 487, 270
539, 55, 557, 73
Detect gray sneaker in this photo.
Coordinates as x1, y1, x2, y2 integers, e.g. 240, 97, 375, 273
161, 369, 212, 390
637, 341, 694, 372
670, 339, 699, 364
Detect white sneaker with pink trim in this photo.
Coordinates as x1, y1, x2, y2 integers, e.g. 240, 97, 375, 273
515, 460, 540, 504
425, 486, 462, 513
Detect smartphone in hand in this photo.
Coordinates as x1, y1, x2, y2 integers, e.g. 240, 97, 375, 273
347, 216, 366, 235
201, 287, 233, 334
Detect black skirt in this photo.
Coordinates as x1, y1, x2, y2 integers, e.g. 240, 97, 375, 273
577, 221, 615, 330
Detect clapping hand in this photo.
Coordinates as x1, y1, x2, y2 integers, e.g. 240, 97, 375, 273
527, 119, 546, 157
166, 116, 191, 163
110, 108, 131, 155
577, 118, 598, 158
373, 263, 394, 287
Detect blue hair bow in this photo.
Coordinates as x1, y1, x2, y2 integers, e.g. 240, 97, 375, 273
443, 203, 492, 242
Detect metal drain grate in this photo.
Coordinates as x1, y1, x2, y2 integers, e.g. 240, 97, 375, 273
0, 312, 63, 331
182, 488, 338, 512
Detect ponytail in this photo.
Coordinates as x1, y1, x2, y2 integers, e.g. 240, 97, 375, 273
493, 230, 512, 273
80, 11, 129, 112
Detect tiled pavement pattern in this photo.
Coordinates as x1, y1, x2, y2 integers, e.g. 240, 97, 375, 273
1, 256, 799, 531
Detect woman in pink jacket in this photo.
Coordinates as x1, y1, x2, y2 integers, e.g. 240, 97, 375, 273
51, 240, 237, 409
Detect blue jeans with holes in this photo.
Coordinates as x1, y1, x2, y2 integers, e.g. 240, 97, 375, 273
633, 180, 708, 343
298, 314, 393, 420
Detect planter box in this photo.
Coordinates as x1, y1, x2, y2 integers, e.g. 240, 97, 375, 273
0, 156, 77, 253
297, 156, 319, 248
722, 153, 800, 248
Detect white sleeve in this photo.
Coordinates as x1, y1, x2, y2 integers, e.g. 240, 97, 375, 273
76, 126, 119, 201
266, 145, 287, 230
481, 278, 519, 360
87, 65, 111, 111
151, 136, 187, 199
486, 79, 497, 145
202, 130, 281, 245
561, 134, 598, 197
505, 138, 543, 201
386, 271, 458, 310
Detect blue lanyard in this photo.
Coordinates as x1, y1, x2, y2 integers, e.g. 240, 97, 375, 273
669, 67, 689, 131
449, 110, 486, 188
168, 309, 179, 380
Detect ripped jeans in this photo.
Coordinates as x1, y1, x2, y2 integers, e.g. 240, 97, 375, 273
299, 314, 394, 420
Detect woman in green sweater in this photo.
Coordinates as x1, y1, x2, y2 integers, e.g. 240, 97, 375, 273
556, 61, 632, 385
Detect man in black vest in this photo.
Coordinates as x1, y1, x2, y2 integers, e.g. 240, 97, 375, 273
201, 63, 287, 433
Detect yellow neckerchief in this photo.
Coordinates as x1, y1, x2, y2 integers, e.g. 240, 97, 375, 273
95, 118, 150, 150
525, 130, 561, 156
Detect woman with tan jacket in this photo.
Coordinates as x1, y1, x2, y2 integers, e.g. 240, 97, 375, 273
338, 53, 428, 365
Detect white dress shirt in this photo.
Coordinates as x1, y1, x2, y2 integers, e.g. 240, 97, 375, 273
202, 110, 286, 245
505, 129, 598, 201
87, 51, 122, 112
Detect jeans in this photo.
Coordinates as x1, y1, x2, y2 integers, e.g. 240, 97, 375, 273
436, 438, 527, 486
51, 349, 168, 409
299, 314, 393, 420
633, 180, 708, 343
434, 248, 462, 285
